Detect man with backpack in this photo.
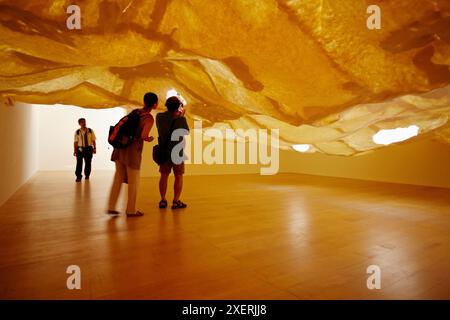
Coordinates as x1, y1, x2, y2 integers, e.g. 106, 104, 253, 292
73, 118, 96, 182
107, 92, 157, 217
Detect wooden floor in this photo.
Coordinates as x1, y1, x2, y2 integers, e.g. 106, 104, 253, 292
0, 171, 449, 299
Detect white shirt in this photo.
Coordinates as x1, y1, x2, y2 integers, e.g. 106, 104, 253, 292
74, 128, 96, 148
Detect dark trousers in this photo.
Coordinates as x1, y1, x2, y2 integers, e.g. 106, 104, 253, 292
75, 146, 93, 179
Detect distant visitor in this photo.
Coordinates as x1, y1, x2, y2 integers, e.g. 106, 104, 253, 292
73, 118, 96, 182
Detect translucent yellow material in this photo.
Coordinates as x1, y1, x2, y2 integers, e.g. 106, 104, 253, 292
0, 0, 449, 154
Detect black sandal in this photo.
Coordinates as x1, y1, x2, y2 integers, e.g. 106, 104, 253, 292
171, 200, 187, 209
107, 209, 120, 215
159, 199, 168, 208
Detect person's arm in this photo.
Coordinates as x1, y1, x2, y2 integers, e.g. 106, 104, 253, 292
91, 130, 97, 154
142, 116, 155, 142
181, 117, 190, 135
73, 132, 78, 156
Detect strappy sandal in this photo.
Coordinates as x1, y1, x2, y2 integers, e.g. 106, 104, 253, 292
171, 200, 187, 209
159, 199, 168, 208
107, 209, 120, 215
126, 211, 144, 217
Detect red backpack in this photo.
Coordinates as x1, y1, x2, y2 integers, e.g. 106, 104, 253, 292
108, 109, 141, 149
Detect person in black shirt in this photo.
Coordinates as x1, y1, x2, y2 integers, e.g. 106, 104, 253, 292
156, 96, 190, 209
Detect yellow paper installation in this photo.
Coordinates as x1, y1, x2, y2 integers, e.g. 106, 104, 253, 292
1, 0, 449, 155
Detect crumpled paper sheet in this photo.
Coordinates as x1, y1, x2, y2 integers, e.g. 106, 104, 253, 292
1, 0, 449, 154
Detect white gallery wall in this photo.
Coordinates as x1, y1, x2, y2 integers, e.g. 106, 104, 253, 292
37, 104, 126, 171
0, 102, 39, 206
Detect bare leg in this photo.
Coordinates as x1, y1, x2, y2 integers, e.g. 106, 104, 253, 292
126, 166, 140, 214
108, 161, 124, 211
174, 174, 183, 201
159, 173, 169, 200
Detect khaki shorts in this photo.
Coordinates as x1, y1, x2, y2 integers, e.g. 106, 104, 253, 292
159, 162, 185, 175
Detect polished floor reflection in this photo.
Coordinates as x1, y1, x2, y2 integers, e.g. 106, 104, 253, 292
0, 171, 449, 299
